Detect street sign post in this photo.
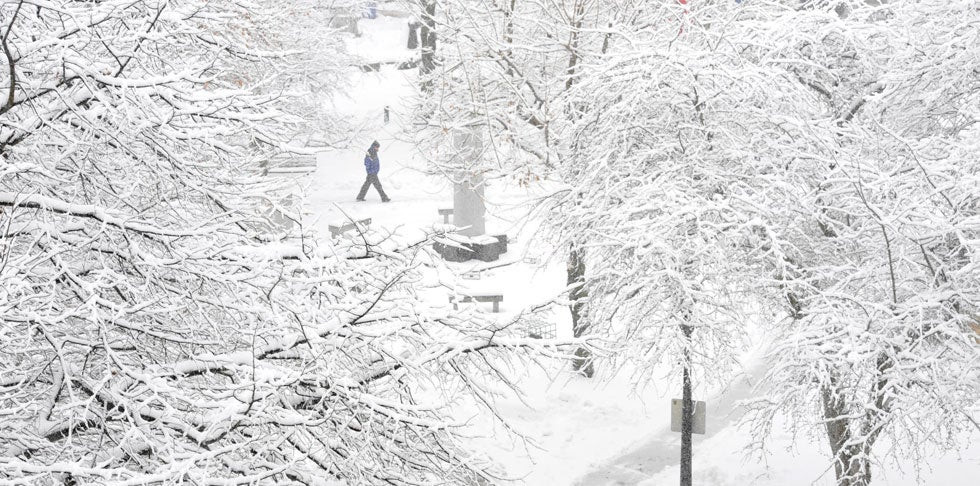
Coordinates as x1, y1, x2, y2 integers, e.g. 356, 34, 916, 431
670, 399, 706, 435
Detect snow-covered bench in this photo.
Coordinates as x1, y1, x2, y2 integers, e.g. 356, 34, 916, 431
329, 218, 371, 238
450, 293, 503, 313
356, 60, 418, 72
263, 154, 317, 176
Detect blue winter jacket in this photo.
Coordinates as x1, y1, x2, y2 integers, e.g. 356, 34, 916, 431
364, 152, 380, 174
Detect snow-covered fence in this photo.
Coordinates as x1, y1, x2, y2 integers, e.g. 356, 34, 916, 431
525, 321, 557, 340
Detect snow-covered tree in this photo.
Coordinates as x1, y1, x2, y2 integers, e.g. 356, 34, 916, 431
412, 0, 633, 376
546, 5, 796, 479
559, 2, 980, 483
0, 1, 574, 483
740, 2, 980, 485
418, 0, 979, 484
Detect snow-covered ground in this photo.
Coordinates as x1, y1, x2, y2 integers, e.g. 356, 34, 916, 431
295, 12, 980, 486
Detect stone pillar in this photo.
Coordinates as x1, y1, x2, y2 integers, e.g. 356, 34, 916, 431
433, 123, 506, 262
453, 174, 485, 237
451, 127, 485, 237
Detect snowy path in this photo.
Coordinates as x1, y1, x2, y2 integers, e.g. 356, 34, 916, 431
302, 14, 571, 318
574, 364, 763, 486
308, 17, 435, 243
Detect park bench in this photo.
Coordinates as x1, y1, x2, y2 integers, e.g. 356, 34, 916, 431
329, 218, 371, 238
438, 208, 453, 224
450, 293, 503, 313
263, 154, 317, 176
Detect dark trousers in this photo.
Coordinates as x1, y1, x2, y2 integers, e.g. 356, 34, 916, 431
357, 173, 389, 200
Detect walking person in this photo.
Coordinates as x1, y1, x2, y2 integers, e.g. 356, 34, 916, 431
356, 141, 390, 202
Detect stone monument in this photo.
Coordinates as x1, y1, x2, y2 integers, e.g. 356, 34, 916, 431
433, 127, 507, 262
453, 172, 485, 237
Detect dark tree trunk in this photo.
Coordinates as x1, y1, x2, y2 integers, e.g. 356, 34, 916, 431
564, 0, 585, 91
567, 245, 593, 377
680, 323, 693, 486
419, 0, 437, 92
821, 378, 872, 486
502, 0, 516, 75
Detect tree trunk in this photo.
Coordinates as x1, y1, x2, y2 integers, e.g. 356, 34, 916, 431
821, 379, 872, 486
502, 0, 516, 76
680, 323, 693, 486
567, 245, 593, 377
564, 0, 585, 91
419, 0, 437, 92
